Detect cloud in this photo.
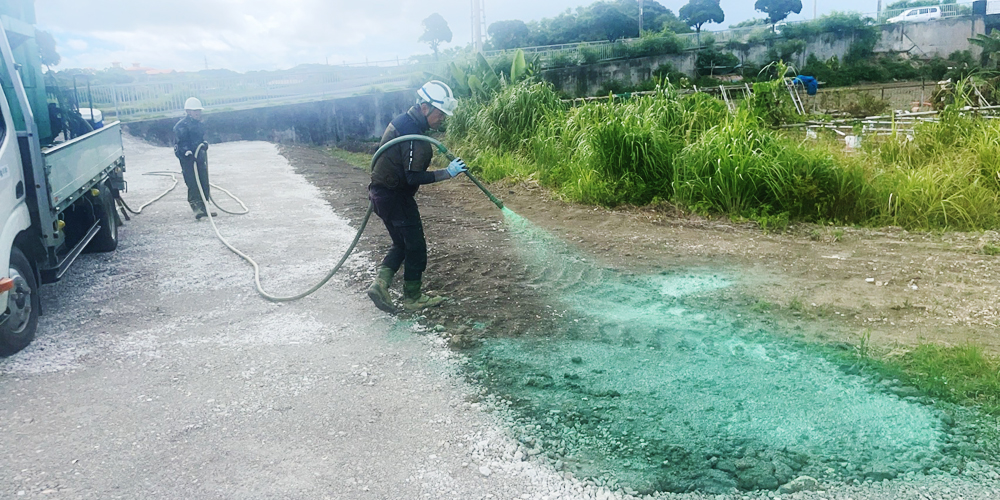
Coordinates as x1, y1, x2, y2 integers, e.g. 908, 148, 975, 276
66, 39, 88, 51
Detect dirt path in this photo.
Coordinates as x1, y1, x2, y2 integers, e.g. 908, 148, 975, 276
282, 144, 1000, 355
0, 139, 574, 500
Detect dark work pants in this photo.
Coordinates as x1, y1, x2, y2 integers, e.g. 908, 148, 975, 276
178, 153, 211, 212
369, 186, 426, 282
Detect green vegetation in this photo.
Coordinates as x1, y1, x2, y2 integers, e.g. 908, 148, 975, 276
857, 343, 1000, 416
325, 147, 372, 170
449, 77, 1000, 231
485, 0, 692, 50
679, 0, 726, 42
754, 0, 803, 28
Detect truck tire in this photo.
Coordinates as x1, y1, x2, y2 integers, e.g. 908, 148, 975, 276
86, 184, 118, 253
0, 247, 39, 356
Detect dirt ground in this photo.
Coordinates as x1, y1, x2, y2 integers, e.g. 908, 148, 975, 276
281, 144, 1000, 356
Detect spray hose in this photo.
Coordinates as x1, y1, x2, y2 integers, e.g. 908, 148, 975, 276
184, 134, 502, 302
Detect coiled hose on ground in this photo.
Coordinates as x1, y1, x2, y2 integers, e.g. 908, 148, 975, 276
183, 134, 501, 302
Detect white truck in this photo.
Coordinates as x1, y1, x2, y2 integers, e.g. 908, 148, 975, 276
0, 12, 124, 355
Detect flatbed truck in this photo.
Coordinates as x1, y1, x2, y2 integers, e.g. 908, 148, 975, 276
0, 6, 125, 355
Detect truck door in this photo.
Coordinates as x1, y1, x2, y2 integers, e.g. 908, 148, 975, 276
0, 81, 32, 301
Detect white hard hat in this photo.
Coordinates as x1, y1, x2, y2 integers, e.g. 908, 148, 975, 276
184, 97, 204, 111
417, 81, 457, 116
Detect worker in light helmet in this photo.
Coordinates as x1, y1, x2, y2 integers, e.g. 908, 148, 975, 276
366, 81, 467, 313
173, 97, 215, 220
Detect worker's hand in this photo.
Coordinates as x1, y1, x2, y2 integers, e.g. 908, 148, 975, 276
446, 158, 467, 178
184, 150, 193, 157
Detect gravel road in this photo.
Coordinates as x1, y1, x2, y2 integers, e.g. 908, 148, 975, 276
1, 138, 999, 500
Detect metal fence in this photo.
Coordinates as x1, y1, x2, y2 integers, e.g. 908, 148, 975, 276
90, 68, 426, 121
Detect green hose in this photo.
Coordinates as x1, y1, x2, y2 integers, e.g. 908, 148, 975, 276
192, 134, 502, 303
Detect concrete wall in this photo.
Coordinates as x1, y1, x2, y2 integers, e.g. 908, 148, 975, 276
124, 90, 415, 147
541, 17, 984, 98
541, 53, 696, 98
875, 16, 984, 58
744, 34, 856, 70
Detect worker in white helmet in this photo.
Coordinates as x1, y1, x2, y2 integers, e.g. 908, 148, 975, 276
173, 97, 215, 220
366, 81, 467, 313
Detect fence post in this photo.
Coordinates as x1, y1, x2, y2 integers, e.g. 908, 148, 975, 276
112, 84, 120, 121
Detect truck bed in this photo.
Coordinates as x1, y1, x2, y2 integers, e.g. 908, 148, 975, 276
42, 122, 124, 213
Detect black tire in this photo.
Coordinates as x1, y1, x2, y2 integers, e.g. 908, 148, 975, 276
0, 247, 39, 356
86, 184, 118, 253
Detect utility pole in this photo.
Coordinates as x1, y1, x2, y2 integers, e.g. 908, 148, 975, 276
471, 0, 485, 53
639, 0, 644, 35
814, 0, 818, 19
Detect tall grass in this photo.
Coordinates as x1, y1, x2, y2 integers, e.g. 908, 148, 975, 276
861, 114, 1000, 230
674, 109, 869, 221
448, 78, 1000, 231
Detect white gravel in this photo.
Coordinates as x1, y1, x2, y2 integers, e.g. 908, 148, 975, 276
0, 137, 997, 500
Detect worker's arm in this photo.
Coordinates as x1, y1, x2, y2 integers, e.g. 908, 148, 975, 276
404, 140, 450, 185
173, 121, 193, 156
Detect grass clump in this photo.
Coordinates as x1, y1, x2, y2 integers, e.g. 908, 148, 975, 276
864, 344, 1000, 416
674, 109, 867, 223
326, 147, 373, 170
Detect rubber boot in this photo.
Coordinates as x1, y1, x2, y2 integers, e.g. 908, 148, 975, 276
367, 266, 396, 313
402, 280, 445, 312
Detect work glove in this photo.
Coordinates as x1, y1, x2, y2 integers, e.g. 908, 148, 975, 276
446, 158, 468, 178
184, 150, 193, 157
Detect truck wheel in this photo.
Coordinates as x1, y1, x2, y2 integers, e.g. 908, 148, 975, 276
86, 185, 118, 253
0, 247, 39, 356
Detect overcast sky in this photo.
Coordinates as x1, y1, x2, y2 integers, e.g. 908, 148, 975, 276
36, 0, 881, 73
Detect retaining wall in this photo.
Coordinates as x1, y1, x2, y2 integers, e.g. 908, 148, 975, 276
541, 53, 696, 98
875, 16, 984, 58
124, 90, 414, 147
542, 17, 984, 97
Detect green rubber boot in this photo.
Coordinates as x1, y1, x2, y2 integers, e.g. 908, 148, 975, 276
367, 266, 396, 313
402, 280, 445, 312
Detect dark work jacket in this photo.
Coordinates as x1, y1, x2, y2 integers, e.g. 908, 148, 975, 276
370, 106, 448, 196
173, 116, 205, 157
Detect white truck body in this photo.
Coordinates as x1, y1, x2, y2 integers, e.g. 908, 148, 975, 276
0, 16, 125, 355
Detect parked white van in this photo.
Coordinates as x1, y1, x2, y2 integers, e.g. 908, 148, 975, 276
887, 6, 942, 23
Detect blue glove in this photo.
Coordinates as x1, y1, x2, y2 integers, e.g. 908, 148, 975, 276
446, 158, 468, 178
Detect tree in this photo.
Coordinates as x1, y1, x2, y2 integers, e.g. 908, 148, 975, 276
419, 13, 453, 60
679, 0, 724, 45
754, 0, 803, 29
36, 30, 60, 68
655, 11, 693, 34
488, 20, 530, 50
584, 3, 635, 41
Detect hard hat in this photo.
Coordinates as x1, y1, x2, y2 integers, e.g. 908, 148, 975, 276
184, 97, 204, 111
417, 81, 457, 116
